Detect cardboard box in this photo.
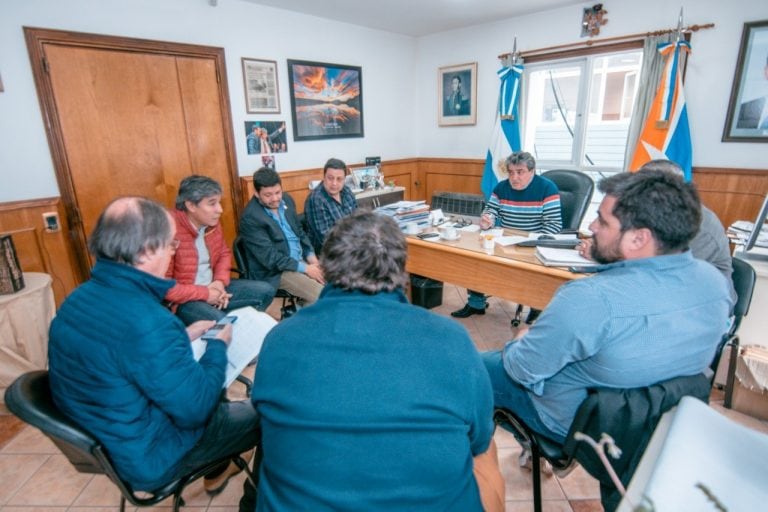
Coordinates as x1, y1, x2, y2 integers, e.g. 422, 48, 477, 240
0, 234, 25, 295
731, 345, 768, 422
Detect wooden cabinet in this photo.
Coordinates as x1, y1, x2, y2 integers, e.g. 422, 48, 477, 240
356, 187, 405, 210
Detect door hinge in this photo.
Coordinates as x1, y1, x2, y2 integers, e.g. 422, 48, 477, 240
42, 57, 50, 74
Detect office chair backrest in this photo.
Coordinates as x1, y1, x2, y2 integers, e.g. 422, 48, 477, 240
563, 372, 711, 511
232, 236, 250, 279
541, 170, 595, 231
729, 257, 756, 336
4, 370, 108, 474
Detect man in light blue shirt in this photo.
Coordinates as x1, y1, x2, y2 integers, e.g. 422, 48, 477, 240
483, 170, 733, 444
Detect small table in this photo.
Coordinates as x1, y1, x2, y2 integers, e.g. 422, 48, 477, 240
0, 272, 55, 413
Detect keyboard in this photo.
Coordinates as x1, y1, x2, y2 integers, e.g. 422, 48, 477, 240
516, 239, 581, 249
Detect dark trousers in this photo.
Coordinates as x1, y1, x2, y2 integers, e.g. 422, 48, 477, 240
174, 400, 260, 493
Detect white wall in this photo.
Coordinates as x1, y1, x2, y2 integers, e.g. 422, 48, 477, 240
416, 0, 768, 169
2, 0, 768, 203
0, 0, 417, 202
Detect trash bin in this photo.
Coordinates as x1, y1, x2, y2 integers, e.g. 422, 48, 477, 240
410, 274, 443, 309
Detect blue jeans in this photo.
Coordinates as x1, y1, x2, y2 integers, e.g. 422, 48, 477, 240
468, 290, 487, 309
481, 351, 564, 444
176, 279, 275, 325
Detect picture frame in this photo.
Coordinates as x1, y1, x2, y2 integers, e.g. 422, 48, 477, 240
287, 59, 364, 141
244, 121, 288, 154
438, 62, 477, 126
722, 20, 768, 142
241, 58, 281, 114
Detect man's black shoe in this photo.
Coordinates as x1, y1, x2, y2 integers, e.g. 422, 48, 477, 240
451, 303, 487, 318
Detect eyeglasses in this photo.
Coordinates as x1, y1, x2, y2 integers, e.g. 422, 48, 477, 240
169, 239, 181, 250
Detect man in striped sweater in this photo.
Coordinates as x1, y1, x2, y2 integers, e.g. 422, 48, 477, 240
451, 152, 561, 318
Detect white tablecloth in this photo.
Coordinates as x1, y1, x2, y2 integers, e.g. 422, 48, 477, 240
0, 272, 54, 413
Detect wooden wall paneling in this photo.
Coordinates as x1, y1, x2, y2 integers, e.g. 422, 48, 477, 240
380, 159, 419, 200
419, 158, 484, 203
0, 198, 79, 307
693, 167, 768, 228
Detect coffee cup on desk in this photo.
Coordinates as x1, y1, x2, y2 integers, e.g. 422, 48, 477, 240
405, 222, 420, 235
440, 225, 458, 239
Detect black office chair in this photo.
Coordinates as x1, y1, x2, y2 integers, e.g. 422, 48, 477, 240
714, 257, 757, 408
4, 370, 254, 512
232, 235, 298, 320
541, 169, 595, 232
511, 170, 595, 326
494, 372, 711, 512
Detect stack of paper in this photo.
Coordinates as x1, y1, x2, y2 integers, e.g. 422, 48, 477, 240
191, 306, 277, 388
728, 220, 768, 248
375, 200, 431, 231
535, 247, 594, 267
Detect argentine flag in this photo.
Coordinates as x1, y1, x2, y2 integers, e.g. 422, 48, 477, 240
630, 40, 693, 180
482, 64, 523, 198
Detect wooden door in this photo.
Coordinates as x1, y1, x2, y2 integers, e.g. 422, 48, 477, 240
25, 28, 240, 280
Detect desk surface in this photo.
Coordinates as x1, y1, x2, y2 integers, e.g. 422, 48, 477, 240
405, 230, 583, 309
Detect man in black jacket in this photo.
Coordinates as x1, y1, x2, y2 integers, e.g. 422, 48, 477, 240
239, 167, 325, 304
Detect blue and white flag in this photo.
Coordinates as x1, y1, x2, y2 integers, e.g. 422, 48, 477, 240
482, 64, 523, 198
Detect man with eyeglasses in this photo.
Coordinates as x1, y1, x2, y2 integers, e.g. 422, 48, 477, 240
48, 196, 260, 499
451, 152, 562, 319
164, 175, 274, 325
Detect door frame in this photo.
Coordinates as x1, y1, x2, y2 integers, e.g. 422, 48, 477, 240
24, 26, 242, 282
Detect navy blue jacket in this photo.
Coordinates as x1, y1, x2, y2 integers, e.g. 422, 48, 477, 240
252, 286, 494, 511
48, 260, 227, 490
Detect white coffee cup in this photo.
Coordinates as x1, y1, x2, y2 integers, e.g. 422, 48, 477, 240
441, 225, 458, 239
482, 234, 495, 250
405, 222, 419, 235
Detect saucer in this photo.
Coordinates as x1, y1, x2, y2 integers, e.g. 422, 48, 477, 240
440, 233, 461, 241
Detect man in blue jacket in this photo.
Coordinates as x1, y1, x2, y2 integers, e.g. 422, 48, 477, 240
48, 197, 258, 496
250, 210, 503, 511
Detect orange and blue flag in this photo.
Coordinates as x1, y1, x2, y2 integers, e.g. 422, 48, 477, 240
482, 64, 523, 198
630, 40, 693, 180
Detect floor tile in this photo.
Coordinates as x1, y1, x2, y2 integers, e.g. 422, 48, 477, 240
1, 425, 59, 454
569, 499, 604, 511
556, 464, 601, 500
6, 454, 92, 506
0, 414, 25, 450
0, 453, 49, 505
505, 499, 573, 511
498, 447, 566, 502
70, 474, 124, 507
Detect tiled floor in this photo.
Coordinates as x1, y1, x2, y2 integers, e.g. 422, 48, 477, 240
1, 284, 766, 512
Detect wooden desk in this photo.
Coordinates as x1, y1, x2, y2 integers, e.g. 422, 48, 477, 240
406, 231, 583, 310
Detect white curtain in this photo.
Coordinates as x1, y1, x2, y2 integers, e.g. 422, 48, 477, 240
623, 34, 675, 171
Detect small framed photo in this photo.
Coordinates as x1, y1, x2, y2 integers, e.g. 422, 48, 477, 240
242, 58, 281, 114
722, 20, 768, 142
438, 62, 477, 126
244, 121, 288, 155
287, 59, 364, 141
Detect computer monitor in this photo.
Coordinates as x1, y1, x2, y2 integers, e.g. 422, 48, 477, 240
744, 193, 768, 252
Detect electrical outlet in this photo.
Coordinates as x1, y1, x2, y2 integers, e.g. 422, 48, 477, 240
43, 212, 60, 232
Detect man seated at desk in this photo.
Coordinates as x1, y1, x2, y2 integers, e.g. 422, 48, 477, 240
164, 175, 274, 324
48, 197, 259, 497
239, 167, 325, 305
250, 210, 504, 511
452, 151, 561, 319
304, 157, 358, 253
578, 159, 736, 304
482, 170, 732, 471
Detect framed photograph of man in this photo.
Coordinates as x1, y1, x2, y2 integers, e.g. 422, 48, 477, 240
438, 62, 477, 126
287, 59, 364, 141
242, 58, 281, 114
722, 20, 768, 142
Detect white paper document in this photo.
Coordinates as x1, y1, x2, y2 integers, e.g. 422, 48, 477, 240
535, 247, 594, 267
190, 306, 277, 388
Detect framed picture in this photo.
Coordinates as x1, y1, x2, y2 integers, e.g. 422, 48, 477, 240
244, 121, 288, 154
722, 20, 768, 142
287, 59, 364, 141
242, 58, 280, 114
438, 62, 477, 126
